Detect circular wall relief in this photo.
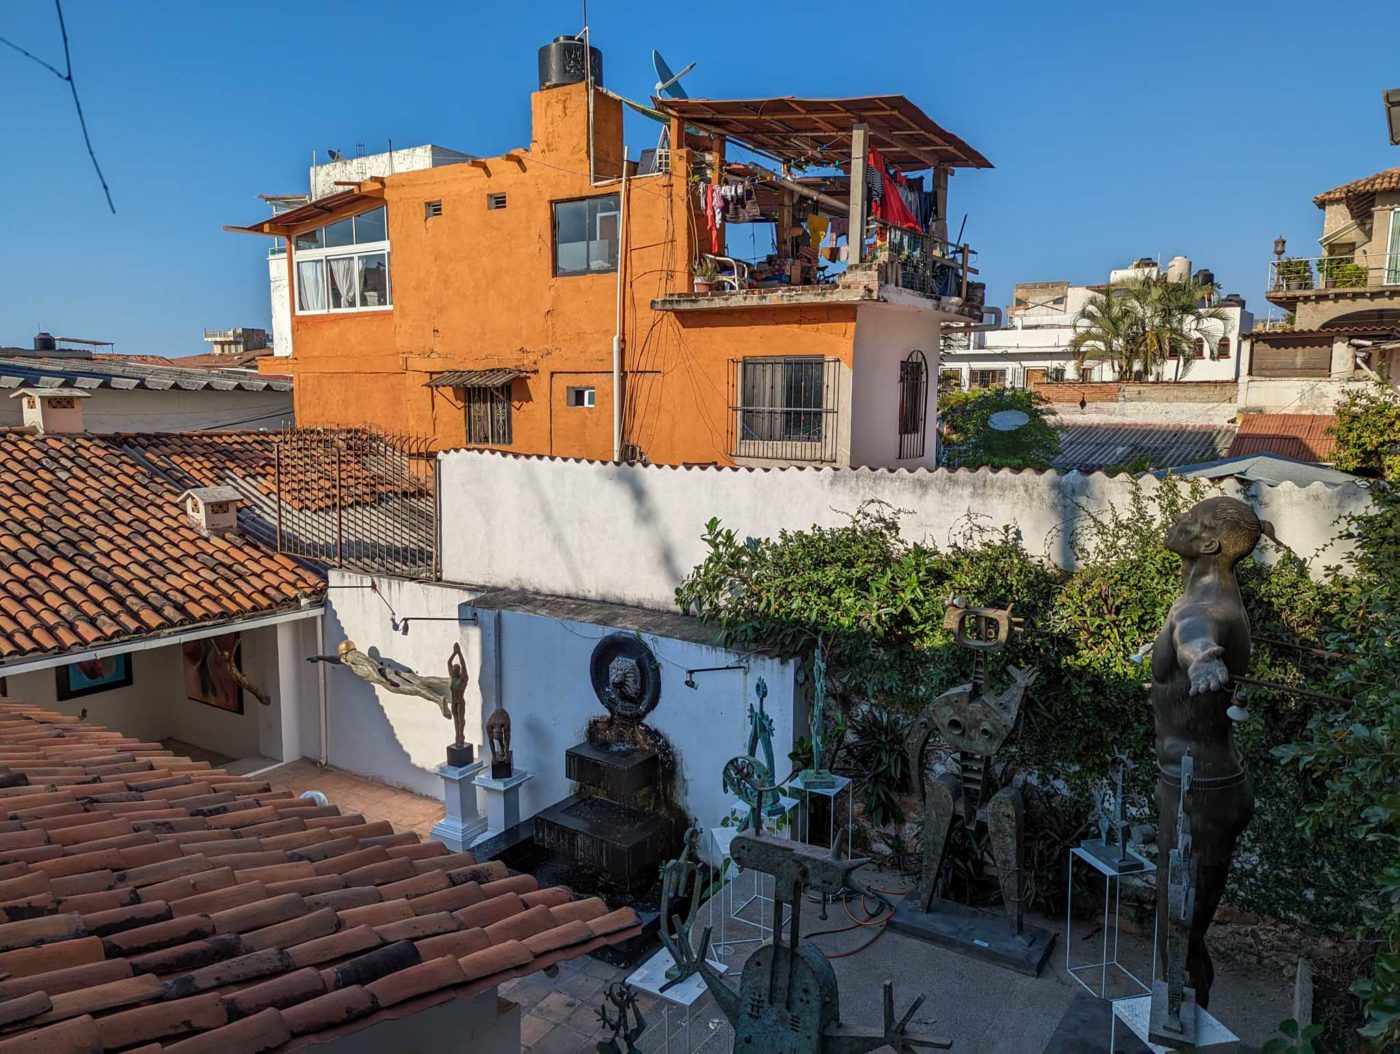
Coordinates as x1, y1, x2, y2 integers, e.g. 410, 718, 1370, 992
590, 634, 661, 719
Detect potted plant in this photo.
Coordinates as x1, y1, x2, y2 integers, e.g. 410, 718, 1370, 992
693, 258, 718, 294
1275, 257, 1313, 291
1320, 257, 1368, 289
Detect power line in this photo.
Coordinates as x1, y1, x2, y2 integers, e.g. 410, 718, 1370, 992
0, 0, 114, 213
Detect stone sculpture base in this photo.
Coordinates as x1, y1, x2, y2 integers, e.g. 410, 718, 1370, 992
889, 893, 1055, 977
1148, 981, 1201, 1050
429, 760, 487, 852
491, 753, 514, 780
446, 743, 475, 768
1078, 838, 1148, 875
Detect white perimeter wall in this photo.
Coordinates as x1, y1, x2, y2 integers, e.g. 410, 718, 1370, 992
438, 453, 1371, 611
321, 571, 796, 837
2, 623, 304, 760
850, 304, 941, 469
0, 389, 294, 433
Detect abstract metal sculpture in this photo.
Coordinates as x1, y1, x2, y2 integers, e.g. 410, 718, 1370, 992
801, 642, 836, 789
1080, 751, 1146, 874
1151, 753, 1201, 1048
1149, 496, 1264, 1012
595, 982, 647, 1054
660, 783, 949, 1052
906, 603, 1036, 933
307, 639, 450, 716
659, 825, 704, 982
590, 634, 662, 720
723, 755, 773, 833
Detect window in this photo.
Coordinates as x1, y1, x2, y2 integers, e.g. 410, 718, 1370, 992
1216, 337, 1231, 360
939, 369, 963, 392
553, 194, 619, 275
969, 369, 1006, 389
487, 192, 507, 211
1045, 367, 1066, 382
897, 351, 928, 459
293, 206, 391, 314
732, 357, 837, 461
424, 200, 443, 219
567, 386, 596, 408
464, 385, 513, 445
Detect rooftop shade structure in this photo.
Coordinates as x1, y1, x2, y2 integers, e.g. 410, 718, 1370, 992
653, 95, 994, 171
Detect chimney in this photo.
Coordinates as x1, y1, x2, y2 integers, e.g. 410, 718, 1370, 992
178, 486, 245, 537
9, 388, 90, 434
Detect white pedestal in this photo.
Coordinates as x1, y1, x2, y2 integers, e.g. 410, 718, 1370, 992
627, 948, 727, 1054
429, 760, 487, 852
1111, 994, 1239, 1053
470, 769, 533, 847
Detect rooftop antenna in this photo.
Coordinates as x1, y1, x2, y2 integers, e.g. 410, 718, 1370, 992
652, 49, 696, 99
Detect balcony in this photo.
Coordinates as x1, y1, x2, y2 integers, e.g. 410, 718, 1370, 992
654, 222, 986, 320
1266, 252, 1400, 298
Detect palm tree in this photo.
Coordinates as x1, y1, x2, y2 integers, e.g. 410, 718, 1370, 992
1071, 276, 1226, 382
1068, 286, 1141, 379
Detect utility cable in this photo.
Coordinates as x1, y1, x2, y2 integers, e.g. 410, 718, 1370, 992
1, 0, 114, 213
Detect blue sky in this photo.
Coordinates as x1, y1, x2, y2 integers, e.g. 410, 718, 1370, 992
2, 0, 1398, 356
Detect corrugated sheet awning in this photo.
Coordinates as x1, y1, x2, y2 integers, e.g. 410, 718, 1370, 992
424, 368, 532, 389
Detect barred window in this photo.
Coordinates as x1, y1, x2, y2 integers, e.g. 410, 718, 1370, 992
464, 385, 513, 445
897, 351, 928, 459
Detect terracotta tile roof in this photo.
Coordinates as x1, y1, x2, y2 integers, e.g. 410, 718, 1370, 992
1052, 422, 1235, 472
1313, 165, 1400, 206
1228, 413, 1338, 462
0, 703, 640, 1052
0, 433, 323, 661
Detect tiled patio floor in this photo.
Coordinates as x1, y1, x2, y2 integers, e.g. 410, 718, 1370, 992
258, 758, 445, 839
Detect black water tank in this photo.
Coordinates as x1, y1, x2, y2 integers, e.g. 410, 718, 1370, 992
33, 332, 56, 353
1194, 268, 1216, 288
538, 35, 602, 90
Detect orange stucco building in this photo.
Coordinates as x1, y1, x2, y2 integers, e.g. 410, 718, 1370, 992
234, 42, 992, 469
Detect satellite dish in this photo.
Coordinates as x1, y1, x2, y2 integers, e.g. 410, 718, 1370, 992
988, 409, 1030, 432
652, 49, 695, 99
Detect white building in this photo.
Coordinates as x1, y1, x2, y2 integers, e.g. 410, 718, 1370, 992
254, 145, 475, 358
941, 257, 1253, 390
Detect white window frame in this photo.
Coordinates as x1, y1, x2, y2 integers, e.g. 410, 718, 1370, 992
567, 386, 597, 408
292, 208, 393, 315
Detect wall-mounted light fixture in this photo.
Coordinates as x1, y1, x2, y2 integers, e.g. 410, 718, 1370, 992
683, 663, 747, 689
391, 611, 478, 634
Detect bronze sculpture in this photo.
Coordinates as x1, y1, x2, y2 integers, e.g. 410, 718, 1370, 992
658, 825, 704, 981
486, 704, 512, 779
307, 639, 451, 717
661, 782, 949, 1052
212, 636, 269, 707
1150, 496, 1265, 1014
446, 643, 472, 766
594, 982, 646, 1054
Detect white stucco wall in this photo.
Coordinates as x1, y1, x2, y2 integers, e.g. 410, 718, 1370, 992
320, 571, 796, 836
269, 252, 293, 358
437, 453, 1371, 611
850, 304, 941, 469
0, 388, 293, 433
3, 625, 294, 761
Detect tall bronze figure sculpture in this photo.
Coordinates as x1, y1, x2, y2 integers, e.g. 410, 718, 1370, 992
1150, 496, 1265, 1025
445, 643, 472, 766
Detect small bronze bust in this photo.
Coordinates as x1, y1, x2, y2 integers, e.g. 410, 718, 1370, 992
1150, 495, 1267, 1014
486, 706, 512, 779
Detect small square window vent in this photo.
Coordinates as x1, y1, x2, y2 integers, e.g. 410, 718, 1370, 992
424, 200, 443, 219
487, 192, 507, 211
567, 386, 596, 408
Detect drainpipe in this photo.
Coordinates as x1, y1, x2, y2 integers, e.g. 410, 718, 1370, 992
613, 148, 629, 461
316, 613, 328, 767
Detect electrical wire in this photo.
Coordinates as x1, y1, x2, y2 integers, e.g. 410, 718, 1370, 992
0, 1, 114, 213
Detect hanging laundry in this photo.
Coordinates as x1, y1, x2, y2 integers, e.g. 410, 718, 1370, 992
806, 214, 830, 250
699, 185, 723, 255
892, 172, 933, 233
869, 147, 922, 233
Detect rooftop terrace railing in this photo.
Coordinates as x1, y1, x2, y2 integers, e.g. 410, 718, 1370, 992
1267, 252, 1400, 294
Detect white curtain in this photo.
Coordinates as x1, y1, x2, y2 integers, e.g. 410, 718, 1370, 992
296, 259, 326, 311
328, 256, 358, 309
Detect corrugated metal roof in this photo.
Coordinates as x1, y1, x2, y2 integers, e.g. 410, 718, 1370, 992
424, 368, 532, 389
1154, 453, 1357, 487
0, 355, 291, 393
1228, 413, 1337, 462
1053, 422, 1235, 472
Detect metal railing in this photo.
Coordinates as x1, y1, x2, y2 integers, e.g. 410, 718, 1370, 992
1267, 252, 1400, 294
728, 357, 840, 463
272, 427, 439, 579
864, 219, 982, 305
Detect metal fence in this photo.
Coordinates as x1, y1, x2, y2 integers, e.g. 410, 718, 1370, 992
728, 357, 840, 463
1267, 252, 1400, 293
272, 428, 438, 579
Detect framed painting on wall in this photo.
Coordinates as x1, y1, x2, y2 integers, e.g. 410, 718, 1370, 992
183, 633, 244, 714
56, 654, 133, 700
